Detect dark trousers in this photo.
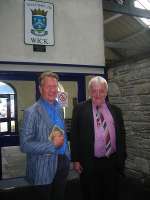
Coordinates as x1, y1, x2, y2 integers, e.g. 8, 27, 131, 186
80, 155, 119, 200
36, 155, 70, 200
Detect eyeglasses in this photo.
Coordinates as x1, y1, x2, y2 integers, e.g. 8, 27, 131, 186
91, 89, 107, 96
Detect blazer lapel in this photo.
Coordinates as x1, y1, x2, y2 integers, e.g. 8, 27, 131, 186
86, 99, 95, 142
36, 99, 54, 129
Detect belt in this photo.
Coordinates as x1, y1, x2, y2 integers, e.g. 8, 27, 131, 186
94, 152, 117, 160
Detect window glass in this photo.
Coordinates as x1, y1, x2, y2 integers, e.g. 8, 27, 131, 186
0, 82, 16, 134
0, 122, 8, 132
134, 0, 150, 28
0, 98, 7, 118
0, 82, 14, 94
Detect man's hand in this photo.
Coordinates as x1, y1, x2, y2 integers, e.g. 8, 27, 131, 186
73, 161, 83, 174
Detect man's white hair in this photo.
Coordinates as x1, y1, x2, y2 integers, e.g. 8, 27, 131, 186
88, 76, 108, 92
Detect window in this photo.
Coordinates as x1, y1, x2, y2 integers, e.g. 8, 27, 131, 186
0, 82, 17, 135
134, 0, 150, 28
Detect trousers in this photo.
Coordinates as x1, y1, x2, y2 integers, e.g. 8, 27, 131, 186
35, 155, 70, 200
80, 154, 119, 200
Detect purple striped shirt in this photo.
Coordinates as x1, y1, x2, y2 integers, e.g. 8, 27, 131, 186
93, 102, 116, 158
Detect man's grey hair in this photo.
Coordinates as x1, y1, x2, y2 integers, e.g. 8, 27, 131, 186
39, 71, 59, 86
88, 76, 108, 92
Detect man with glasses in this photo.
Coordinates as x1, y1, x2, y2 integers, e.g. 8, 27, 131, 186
70, 76, 126, 200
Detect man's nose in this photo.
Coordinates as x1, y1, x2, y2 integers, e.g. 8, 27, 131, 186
96, 90, 101, 96
96, 92, 104, 97
50, 87, 57, 91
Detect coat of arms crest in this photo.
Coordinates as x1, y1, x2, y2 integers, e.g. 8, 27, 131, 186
31, 8, 48, 36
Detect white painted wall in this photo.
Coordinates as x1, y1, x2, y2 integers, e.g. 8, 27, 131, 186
0, 0, 105, 71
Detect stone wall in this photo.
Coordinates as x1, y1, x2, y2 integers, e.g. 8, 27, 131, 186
108, 58, 150, 183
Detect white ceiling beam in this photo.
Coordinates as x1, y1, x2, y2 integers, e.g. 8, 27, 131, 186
104, 14, 123, 24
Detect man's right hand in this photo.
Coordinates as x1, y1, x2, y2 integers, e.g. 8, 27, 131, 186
73, 162, 83, 174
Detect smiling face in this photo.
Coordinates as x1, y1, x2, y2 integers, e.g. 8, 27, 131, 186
39, 76, 58, 103
90, 82, 107, 106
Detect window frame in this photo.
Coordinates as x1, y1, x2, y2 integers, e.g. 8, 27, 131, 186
0, 83, 18, 136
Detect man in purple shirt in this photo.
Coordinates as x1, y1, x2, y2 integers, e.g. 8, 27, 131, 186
70, 76, 126, 200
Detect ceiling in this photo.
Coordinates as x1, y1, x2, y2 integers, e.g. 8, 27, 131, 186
103, 0, 150, 67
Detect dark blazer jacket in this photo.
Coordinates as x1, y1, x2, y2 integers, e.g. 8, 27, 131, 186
70, 99, 126, 173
